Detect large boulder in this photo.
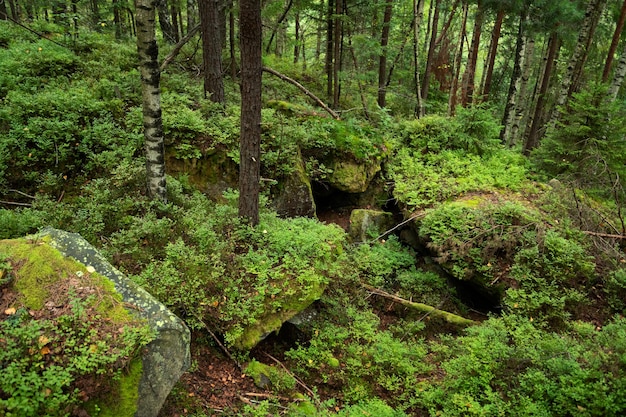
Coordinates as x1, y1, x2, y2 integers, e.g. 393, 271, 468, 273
0, 228, 190, 417
327, 159, 382, 193
271, 149, 317, 218
349, 209, 395, 243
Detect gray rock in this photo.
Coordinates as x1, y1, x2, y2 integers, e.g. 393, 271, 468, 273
40, 227, 191, 417
349, 209, 395, 243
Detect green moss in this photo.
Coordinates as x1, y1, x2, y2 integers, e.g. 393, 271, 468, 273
328, 159, 381, 193
86, 359, 142, 417
245, 359, 296, 392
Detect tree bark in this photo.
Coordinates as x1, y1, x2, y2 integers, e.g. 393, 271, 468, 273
294, 12, 300, 63
481, 7, 504, 101
239, 0, 262, 225
448, 0, 468, 116
136, 0, 167, 201
524, 31, 559, 155
550, 0, 607, 128
157, 0, 177, 43
500, 12, 527, 144
0, 0, 8, 20
608, 40, 626, 100
377, 0, 394, 108
199, 0, 225, 103
603, 0, 626, 82
412, 0, 425, 117
326, 0, 334, 98
160, 23, 201, 71
332, 0, 343, 108
421, 0, 440, 102
229, 4, 237, 79
461, 0, 482, 107
266, 0, 294, 54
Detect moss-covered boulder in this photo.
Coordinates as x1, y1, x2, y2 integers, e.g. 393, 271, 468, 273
327, 159, 382, 193
349, 209, 395, 243
271, 149, 317, 218
0, 228, 190, 417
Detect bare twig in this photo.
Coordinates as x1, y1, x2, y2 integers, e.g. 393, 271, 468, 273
8, 189, 36, 199
582, 230, 626, 239
368, 211, 426, 244
263, 352, 320, 406
0, 200, 32, 207
194, 314, 242, 371
160, 24, 201, 71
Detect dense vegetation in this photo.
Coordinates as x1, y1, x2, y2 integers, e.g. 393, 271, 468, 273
2, 0, 626, 415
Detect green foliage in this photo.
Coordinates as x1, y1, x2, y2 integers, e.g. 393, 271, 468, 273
421, 315, 626, 416
0, 209, 45, 239
0, 299, 153, 417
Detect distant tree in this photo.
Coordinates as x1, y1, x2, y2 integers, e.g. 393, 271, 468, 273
199, 0, 225, 103
603, 0, 626, 82
136, 0, 167, 201
238, 0, 262, 225
157, 0, 177, 43
377, 0, 393, 108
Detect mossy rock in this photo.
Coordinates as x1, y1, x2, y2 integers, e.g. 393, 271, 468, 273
0, 228, 191, 417
327, 158, 382, 193
271, 148, 317, 218
349, 209, 395, 243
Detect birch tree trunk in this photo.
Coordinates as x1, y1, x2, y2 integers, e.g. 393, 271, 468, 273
412, 0, 425, 117
136, 0, 167, 201
238, 0, 262, 225
608, 40, 626, 100
550, 0, 607, 127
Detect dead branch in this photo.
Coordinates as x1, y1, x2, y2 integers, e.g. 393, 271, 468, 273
582, 230, 626, 239
194, 314, 242, 371
160, 24, 201, 71
263, 352, 320, 406
369, 211, 426, 244
8, 189, 36, 199
0, 200, 32, 207
362, 284, 478, 327
262, 66, 340, 120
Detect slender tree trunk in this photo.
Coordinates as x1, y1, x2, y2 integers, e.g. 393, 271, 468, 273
199, 0, 225, 103
113, 0, 122, 39
326, 0, 334, 98
229, 5, 237, 79
266, 0, 294, 53
171, 3, 180, 41
501, 12, 527, 144
481, 8, 504, 100
461, 0, 482, 106
510, 37, 534, 146
413, 0, 425, 116
603, 0, 626, 82
609, 40, 626, 100
136, 0, 167, 201
422, 0, 440, 102
187, 0, 197, 30
377, 0, 394, 108
347, 34, 371, 119
448, 1, 468, 116
524, 32, 559, 155
550, 0, 607, 127
127, 7, 136, 36
0, 0, 8, 20
332, 0, 343, 108
239, 0, 262, 225
294, 12, 300, 63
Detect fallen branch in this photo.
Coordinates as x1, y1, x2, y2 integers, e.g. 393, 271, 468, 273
362, 284, 478, 327
262, 66, 340, 120
0, 200, 32, 207
8, 189, 36, 199
369, 211, 426, 244
582, 230, 626, 239
160, 24, 201, 71
264, 352, 320, 406
194, 314, 242, 371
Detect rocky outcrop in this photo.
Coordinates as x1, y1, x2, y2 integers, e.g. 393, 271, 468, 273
37, 228, 191, 417
272, 149, 317, 218
327, 159, 382, 193
349, 209, 395, 243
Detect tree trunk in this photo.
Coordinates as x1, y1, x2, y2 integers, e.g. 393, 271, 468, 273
332, 0, 343, 108
550, 0, 607, 127
524, 32, 559, 155
461, 0, 482, 107
0, 0, 8, 20
199, 0, 225, 103
421, 0, 440, 102
136, 0, 167, 201
157, 0, 177, 43
347, 33, 371, 119
377, 0, 394, 108
510, 37, 534, 146
187, 0, 197, 30
608, 40, 626, 100
171, 3, 180, 41
294, 12, 300, 63
500, 12, 527, 144
238, 0, 262, 226
113, 0, 122, 39
603, 0, 626, 82
448, 1, 468, 116
266, 0, 294, 54
326, 0, 334, 98
412, 0, 425, 116
481, 8, 504, 101
229, 5, 237, 79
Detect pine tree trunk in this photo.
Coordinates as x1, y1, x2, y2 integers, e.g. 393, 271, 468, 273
332, 0, 343, 108
136, 0, 167, 201
461, 0, 482, 107
550, 0, 607, 127
448, 1, 468, 116
421, 0, 440, 102
609, 40, 626, 100
199, 0, 225, 103
238, 0, 262, 226
294, 12, 300, 63
481, 8, 504, 101
378, 0, 394, 108
326, 0, 334, 98
603, 0, 626, 82
412, 0, 425, 117
524, 32, 559, 155
171, 3, 180, 41
510, 37, 534, 146
229, 6, 237, 79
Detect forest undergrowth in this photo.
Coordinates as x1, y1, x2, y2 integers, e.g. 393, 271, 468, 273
1, 21, 626, 416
